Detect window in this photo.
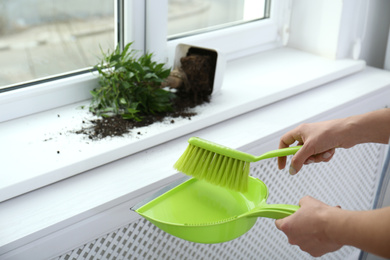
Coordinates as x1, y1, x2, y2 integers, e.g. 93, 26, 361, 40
167, 0, 269, 39
0, 0, 272, 92
0, 0, 115, 90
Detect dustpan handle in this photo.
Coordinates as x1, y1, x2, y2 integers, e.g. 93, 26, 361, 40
244, 204, 300, 219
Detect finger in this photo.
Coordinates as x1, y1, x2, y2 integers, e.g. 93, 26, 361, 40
275, 219, 283, 230
279, 132, 300, 149
299, 195, 314, 206
321, 148, 335, 162
303, 156, 315, 165
289, 146, 315, 175
278, 156, 287, 170
304, 148, 335, 165
279, 131, 305, 172
278, 135, 295, 170
311, 148, 335, 163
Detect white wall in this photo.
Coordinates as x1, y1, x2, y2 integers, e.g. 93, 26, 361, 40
287, 0, 343, 59
359, 0, 390, 69
288, 0, 390, 69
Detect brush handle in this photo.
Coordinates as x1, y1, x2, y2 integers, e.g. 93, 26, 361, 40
255, 145, 302, 161
243, 204, 300, 219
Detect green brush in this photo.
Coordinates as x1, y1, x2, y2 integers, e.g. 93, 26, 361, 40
174, 137, 302, 192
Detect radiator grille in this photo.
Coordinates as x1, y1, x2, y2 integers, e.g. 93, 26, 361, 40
53, 143, 383, 260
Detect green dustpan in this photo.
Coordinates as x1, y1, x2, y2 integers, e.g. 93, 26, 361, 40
131, 177, 299, 243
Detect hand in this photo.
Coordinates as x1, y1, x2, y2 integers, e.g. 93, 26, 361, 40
275, 196, 342, 257
279, 109, 390, 175
278, 120, 343, 175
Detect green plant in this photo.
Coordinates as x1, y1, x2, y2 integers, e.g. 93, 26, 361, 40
90, 42, 175, 121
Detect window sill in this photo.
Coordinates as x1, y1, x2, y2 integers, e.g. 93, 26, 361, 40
0, 47, 365, 203
5, 47, 390, 258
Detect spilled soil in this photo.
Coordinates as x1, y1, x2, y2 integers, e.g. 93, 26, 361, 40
75, 46, 217, 140
76, 91, 201, 140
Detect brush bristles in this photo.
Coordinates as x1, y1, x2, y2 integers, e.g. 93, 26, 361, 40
174, 144, 250, 192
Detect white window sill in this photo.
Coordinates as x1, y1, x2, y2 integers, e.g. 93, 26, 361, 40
4, 47, 390, 259
0, 47, 364, 202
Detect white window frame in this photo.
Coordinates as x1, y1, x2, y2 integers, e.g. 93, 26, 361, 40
147, 0, 290, 63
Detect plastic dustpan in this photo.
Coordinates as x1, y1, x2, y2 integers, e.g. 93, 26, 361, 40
131, 176, 299, 243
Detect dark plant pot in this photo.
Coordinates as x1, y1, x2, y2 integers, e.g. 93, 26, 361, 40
173, 44, 225, 95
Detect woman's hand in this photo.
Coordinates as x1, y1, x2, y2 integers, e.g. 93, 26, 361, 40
278, 109, 390, 175
278, 119, 343, 175
275, 196, 342, 257
275, 196, 390, 258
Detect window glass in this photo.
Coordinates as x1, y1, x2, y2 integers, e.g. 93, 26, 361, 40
168, 0, 268, 39
0, 0, 115, 89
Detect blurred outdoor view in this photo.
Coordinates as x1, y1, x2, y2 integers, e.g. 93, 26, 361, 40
168, 0, 266, 37
0, 0, 114, 89
0, 0, 266, 89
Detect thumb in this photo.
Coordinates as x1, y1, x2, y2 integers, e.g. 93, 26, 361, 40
275, 218, 284, 230
290, 145, 313, 175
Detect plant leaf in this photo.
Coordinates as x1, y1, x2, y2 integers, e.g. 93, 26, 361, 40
90, 41, 173, 122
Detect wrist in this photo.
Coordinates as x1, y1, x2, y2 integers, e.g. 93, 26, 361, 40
343, 109, 390, 145
321, 206, 346, 246
339, 116, 361, 148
